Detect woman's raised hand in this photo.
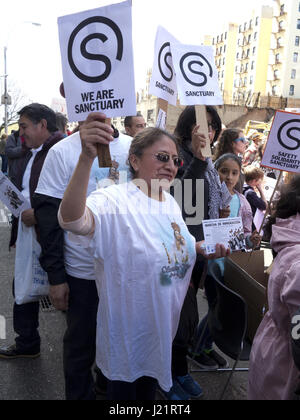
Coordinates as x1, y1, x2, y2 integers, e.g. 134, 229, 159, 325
79, 113, 114, 160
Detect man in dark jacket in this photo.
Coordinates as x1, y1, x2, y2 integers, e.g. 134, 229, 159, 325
0, 103, 64, 360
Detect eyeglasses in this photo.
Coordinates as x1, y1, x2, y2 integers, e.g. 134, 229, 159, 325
234, 137, 247, 144
153, 152, 184, 168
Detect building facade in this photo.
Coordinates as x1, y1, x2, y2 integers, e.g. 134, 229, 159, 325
210, 0, 300, 106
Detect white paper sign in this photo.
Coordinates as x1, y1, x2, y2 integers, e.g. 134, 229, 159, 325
58, 0, 136, 122
0, 172, 30, 217
202, 217, 246, 255
262, 176, 277, 202
171, 44, 223, 106
149, 26, 178, 106
253, 209, 265, 233
155, 109, 167, 130
261, 111, 300, 173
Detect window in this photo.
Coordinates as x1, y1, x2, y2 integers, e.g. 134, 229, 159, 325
253, 47, 256, 55
254, 32, 258, 40
250, 76, 253, 85
293, 52, 298, 63
296, 36, 300, 46
291, 69, 296, 79
289, 85, 295, 96
251, 61, 255, 70
255, 17, 259, 26
297, 19, 300, 30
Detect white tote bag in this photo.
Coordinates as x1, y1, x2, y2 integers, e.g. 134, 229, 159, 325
14, 216, 49, 305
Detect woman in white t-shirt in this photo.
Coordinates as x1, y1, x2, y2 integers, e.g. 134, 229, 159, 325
58, 113, 229, 400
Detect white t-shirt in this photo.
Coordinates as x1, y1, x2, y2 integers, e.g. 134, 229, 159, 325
72, 182, 196, 391
35, 131, 132, 280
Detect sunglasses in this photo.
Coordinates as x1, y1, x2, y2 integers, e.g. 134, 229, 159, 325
234, 137, 247, 144
154, 152, 184, 168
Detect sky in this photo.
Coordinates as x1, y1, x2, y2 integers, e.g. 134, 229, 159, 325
0, 0, 273, 114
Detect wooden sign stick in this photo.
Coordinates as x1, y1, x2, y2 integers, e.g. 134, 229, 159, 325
157, 98, 169, 115
97, 118, 112, 168
195, 105, 211, 158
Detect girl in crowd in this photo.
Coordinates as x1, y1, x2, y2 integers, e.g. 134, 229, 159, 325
248, 175, 300, 400
58, 114, 228, 401
213, 128, 248, 193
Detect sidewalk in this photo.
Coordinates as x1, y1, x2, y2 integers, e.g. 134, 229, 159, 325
0, 221, 254, 400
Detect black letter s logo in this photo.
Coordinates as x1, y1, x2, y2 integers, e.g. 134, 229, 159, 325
158, 42, 173, 83
68, 16, 123, 83
277, 119, 300, 151
180, 52, 213, 87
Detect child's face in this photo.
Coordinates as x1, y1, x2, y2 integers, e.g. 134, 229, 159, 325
218, 159, 241, 193
253, 177, 263, 188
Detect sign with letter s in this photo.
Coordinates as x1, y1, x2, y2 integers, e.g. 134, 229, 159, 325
261, 110, 300, 173
170, 44, 223, 106
149, 26, 178, 106
58, 0, 136, 122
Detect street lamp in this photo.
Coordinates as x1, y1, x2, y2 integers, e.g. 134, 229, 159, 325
2, 21, 42, 134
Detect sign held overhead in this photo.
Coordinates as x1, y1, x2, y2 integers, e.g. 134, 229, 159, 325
58, 0, 136, 122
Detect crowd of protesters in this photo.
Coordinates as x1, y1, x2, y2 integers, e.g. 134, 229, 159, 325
0, 101, 299, 401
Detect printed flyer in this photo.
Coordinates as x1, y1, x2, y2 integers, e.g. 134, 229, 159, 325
0, 172, 30, 217
202, 217, 246, 255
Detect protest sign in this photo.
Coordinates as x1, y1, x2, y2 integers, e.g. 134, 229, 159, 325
0, 172, 30, 217
57, 0, 136, 123
149, 26, 178, 106
262, 176, 277, 202
171, 44, 223, 157
170, 44, 223, 107
202, 217, 246, 255
261, 110, 300, 173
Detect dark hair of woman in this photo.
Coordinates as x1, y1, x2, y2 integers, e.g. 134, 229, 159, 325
174, 105, 222, 147
213, 128, 243, 161
214, 152, 242, 172
264, 174, 300, 242
128, 127, 178, 178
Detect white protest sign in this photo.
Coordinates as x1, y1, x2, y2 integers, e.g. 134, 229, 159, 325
149, 26, 178, 106
170, 44, 223, 106
202, 217, 246, 255
262, 176, 277, 202
58, 0, 136, 122
261, 111, 300, 173
0, 172, 30, 217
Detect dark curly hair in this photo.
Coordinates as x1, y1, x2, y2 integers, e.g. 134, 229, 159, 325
213, 128, 244, 161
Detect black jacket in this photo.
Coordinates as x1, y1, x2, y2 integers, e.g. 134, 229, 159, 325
175, 143, 209, 242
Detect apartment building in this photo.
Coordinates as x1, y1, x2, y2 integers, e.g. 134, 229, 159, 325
211, 0, 300, 105
269, 0, 300, 98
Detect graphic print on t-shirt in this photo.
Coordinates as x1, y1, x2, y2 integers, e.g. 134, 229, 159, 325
160, 220, 192, 286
